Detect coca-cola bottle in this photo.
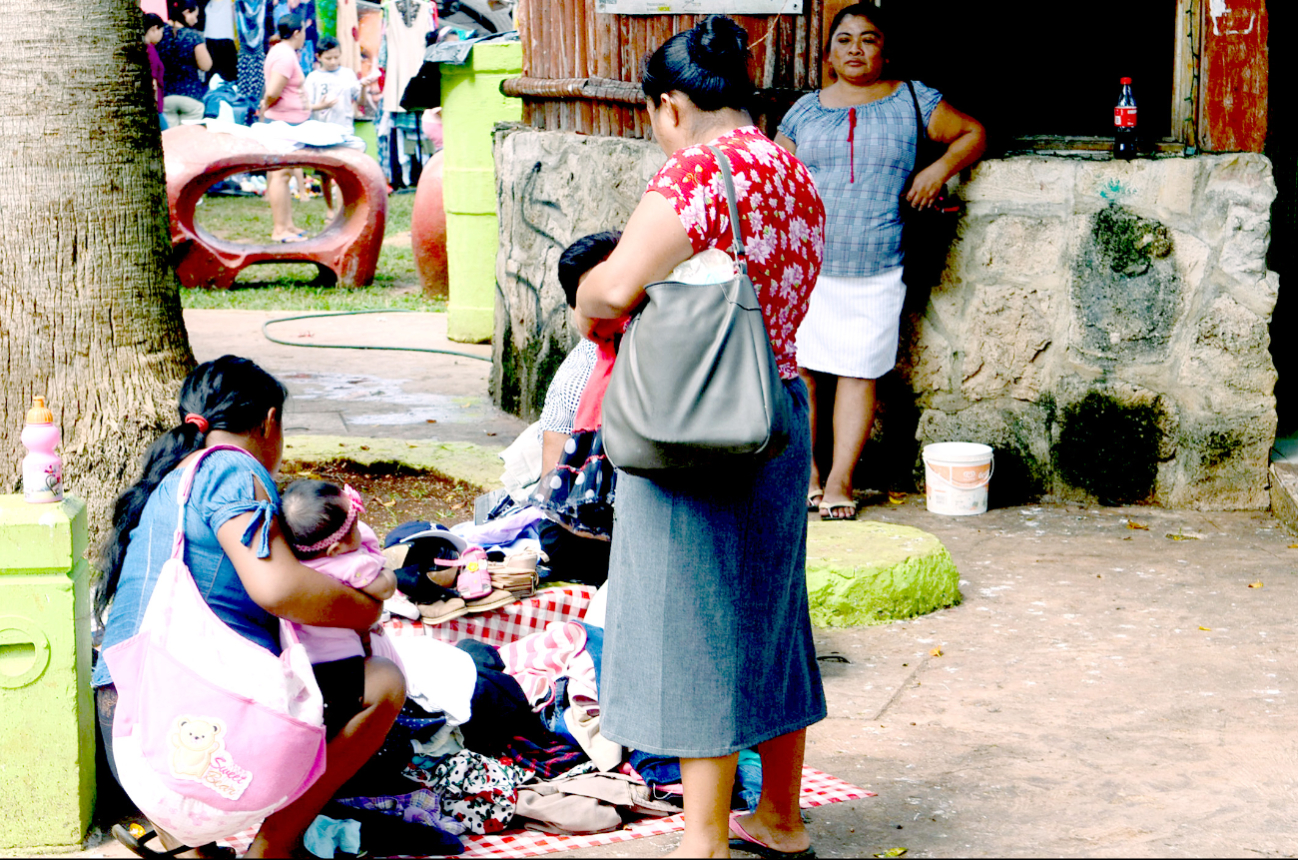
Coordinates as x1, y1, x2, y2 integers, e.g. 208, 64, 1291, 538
1113, 76, 1137, 160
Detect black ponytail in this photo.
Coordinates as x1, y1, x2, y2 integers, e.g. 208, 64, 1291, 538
95, 355, 288, 622
641, 15, 754, 114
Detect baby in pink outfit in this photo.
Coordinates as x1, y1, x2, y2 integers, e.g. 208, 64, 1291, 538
282, 479, 399, 736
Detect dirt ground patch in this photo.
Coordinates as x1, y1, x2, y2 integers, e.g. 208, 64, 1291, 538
279, 458, 484, 534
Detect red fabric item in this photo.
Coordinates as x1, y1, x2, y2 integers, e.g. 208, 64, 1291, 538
847, 107, 857, 183
571, 341, 616, 433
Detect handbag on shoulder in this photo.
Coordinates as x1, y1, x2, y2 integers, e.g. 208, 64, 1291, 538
102, 445, 327, 846
601, 146, 794, 476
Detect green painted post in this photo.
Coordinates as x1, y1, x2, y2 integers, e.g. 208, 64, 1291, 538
0, 495, 94, 850
440, 43, 523, 343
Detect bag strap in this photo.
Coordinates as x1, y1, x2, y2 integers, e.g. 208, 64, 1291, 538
705, 145, 748, 276
169, 444, 261, 562
905, 80, 927, 146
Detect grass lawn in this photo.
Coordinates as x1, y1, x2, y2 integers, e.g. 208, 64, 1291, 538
182, 188, 446, 312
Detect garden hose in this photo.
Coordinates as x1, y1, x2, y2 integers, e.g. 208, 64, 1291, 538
261, 309, 492, 362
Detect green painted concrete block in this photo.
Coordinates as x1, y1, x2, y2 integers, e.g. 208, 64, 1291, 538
0, 495, 94, 850
805, 520, 961, 628
440, 44, 522, 349
442, 166, 502, 214
0, 495, 87, 575
445, 210, 500, 343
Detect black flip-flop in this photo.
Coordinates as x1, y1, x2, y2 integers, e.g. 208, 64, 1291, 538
112, 825, 189, 859
111, 825, 232, 860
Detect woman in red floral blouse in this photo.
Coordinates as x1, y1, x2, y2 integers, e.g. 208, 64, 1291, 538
577, 15, 827, 859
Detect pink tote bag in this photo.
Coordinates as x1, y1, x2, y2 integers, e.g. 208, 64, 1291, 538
103, 445, 328, 846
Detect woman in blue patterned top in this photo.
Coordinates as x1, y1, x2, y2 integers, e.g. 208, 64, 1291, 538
94, 356, 404, 858
776, 3, 985, 520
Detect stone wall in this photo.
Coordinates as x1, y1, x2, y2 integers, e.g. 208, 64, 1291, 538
493, 125, 1280, 510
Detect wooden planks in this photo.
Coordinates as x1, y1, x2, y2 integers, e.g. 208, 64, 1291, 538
515, 2, 827, 137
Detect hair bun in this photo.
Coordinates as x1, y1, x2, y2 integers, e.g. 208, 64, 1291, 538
689, 15, 750, 72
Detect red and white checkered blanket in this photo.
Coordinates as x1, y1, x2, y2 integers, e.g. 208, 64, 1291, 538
219, 587, 876, 857
387, 585, 598, 646
218, 767, 873, 857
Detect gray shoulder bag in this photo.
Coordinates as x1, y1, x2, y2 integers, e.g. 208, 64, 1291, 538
602, 145, 794, 476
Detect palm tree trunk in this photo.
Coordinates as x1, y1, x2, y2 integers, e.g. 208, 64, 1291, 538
0, 0, 196, 537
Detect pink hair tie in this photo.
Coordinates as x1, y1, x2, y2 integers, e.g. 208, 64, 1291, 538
184, 413, 210, 433
293, 484, 364, 554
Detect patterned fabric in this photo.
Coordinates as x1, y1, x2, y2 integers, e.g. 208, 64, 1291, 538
647, 127, 825, 380
218, 766, 872, 856
422, 751, 534, 835
498, 621, 588, 711
386, 585, 598, 647
237, 47, 266, 107
777, 82, 943, 277
157, 26, 209, 100
335, 787, 467, 835
502, 735, 589, 781
527, 429, 616, 540
538, 340, 599, 435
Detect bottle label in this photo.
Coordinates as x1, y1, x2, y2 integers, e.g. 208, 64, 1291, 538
1114, 107, 1137, 128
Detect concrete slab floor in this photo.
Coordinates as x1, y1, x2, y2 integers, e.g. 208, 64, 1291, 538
184, 309, 527, 445
515, 498, 1298, 858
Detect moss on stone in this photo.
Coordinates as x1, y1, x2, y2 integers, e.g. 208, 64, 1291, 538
1055, 391, 1163, 505
805, 521, 961, 628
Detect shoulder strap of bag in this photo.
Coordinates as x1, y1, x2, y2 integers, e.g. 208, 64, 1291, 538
168, 444, 261, 562
705, 144, 748, 277
906, 80, 927, 146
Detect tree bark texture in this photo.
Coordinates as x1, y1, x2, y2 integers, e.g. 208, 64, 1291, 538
0, 0, 196, 538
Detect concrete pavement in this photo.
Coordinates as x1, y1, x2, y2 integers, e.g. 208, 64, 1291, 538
184, 309, 527, 445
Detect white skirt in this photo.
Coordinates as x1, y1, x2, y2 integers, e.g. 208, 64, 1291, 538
795, 267, 905, 379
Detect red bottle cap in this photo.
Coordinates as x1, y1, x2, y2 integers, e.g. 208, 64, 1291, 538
1120, 76, 1132, 85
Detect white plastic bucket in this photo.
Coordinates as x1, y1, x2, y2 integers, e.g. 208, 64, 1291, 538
923, 442, 994, 516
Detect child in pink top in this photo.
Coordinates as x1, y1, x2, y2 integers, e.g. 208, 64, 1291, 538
282, 479, 400, 736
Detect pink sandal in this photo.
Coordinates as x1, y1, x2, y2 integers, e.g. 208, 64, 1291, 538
728, 811, 816, 859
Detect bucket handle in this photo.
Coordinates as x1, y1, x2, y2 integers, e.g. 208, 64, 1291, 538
927, 457, 995, 490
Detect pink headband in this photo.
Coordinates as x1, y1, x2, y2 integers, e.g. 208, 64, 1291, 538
293, 484, 364, 554
184, 413, 210, 433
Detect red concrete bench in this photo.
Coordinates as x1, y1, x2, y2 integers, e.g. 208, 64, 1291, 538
162, 125, 387, 289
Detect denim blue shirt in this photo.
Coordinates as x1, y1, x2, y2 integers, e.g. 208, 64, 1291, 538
778, 81, 942, 277
92, 449, 282, 688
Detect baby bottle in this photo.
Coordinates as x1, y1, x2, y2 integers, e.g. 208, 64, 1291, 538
21, 396, 63, 503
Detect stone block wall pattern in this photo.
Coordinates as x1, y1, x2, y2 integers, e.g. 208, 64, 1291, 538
492, 127, 668, 419
0, 495, 94, 850
493, 127, 1280, 509
441, 44, 523, 343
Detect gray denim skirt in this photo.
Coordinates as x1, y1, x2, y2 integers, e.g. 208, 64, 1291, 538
600, 378, 827, 758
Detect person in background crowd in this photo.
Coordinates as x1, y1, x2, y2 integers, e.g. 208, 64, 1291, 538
158, 0, 213, 127
203, 0, 239, 83
261, 12, 311, 242
143, 12, 168, 129
775, 2, 986, 521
